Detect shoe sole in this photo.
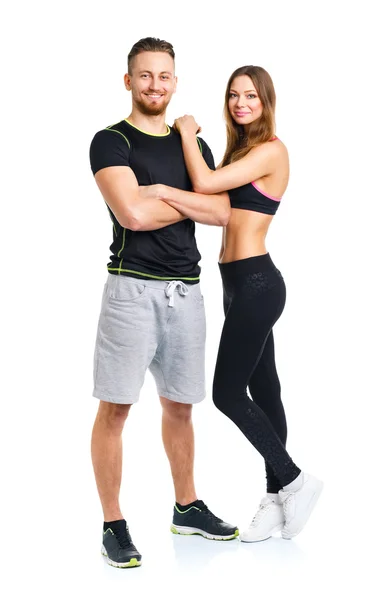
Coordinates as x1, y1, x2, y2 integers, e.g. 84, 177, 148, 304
101, 545, 142, 568
171, 524, 239, 541
282, 481, 324, 539
240, 522, 283, 543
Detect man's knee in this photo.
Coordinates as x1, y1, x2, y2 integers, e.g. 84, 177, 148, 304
96, 400, 132, 432
160, 396, 193, 422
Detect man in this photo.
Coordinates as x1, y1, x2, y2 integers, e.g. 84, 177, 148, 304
89, 37, 237, 569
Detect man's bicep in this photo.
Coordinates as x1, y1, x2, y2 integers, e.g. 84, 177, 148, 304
94, 166, 139, 228
90, 129, 131, 174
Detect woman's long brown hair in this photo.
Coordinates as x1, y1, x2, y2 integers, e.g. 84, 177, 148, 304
221, 66, 276, 166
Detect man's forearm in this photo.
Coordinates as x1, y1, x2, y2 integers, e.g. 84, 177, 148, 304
129, 191, 187, 231
126, 184, 230, 231
159, 185, 230, 226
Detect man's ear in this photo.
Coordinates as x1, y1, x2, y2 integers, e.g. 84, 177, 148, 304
124, 73, 132, 91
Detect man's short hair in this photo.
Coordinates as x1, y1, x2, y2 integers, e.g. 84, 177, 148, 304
127, 37, 175, 73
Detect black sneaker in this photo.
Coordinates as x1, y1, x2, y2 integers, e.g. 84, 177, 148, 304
102, 522, 142, 568
171, 500, 239, 540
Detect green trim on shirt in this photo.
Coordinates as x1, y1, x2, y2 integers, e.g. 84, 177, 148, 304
107, 266, 200, 281
105, 126, 131, 148
125, 119, 171, 137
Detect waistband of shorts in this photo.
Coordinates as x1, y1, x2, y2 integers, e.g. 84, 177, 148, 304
107, 273, 199, 290
218, 253, 277, 281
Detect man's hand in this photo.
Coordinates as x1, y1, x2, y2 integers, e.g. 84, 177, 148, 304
173, 115, 201, 136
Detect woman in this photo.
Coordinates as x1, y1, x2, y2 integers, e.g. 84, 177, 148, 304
152, 66, 323, 542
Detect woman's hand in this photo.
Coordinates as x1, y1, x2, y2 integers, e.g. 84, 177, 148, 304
173, 115, 201, 136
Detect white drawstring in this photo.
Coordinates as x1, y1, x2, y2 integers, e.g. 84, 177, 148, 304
165, 281, 189, 307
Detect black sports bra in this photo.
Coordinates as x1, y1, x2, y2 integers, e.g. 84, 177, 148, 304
228, 181, 282, 215
227, 137, 282, 216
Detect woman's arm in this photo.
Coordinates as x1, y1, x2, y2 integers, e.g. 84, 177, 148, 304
174, 115, 284, 195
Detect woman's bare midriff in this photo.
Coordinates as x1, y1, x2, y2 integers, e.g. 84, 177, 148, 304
219, 208, 274, 264
217, 139, 289, 264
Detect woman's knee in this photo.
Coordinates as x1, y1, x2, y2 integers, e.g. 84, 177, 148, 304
212, 380, 233, 414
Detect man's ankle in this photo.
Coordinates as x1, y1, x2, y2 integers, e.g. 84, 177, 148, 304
103, 511, 124, 522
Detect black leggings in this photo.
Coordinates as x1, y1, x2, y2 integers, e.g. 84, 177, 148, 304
212, 253, 301, 492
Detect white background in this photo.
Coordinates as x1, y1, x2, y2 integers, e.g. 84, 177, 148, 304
1, 0, 380, 598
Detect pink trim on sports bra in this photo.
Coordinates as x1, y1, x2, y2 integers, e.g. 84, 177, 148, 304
251, 181, 282, 202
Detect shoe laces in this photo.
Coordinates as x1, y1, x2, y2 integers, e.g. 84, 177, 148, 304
114, 526, 132, 550
251, 502, 271, 525
197, 501, 223, 524
280, 492, 294, 518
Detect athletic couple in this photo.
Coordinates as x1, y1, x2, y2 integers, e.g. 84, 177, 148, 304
89, 37, 323, 569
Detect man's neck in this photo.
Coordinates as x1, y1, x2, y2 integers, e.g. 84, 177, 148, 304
126, 110, 168, 135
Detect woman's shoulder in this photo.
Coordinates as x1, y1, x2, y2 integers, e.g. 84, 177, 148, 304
248, 137, 288, 162
270, 136, 288, 152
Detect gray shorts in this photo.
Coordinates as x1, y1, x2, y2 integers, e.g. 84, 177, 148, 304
93, 274, 206, 404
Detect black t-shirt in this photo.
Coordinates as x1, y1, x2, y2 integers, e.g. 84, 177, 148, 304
89, 119, 215, 283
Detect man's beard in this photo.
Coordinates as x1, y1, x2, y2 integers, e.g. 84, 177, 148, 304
134, 94, 171, 116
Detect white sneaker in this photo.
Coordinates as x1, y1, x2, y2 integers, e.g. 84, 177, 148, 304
240, 497, 284, 542
279, 473, 323, 539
